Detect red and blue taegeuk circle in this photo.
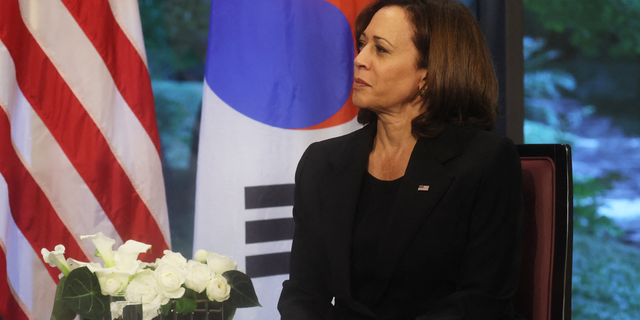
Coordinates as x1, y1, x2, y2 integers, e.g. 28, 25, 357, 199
205, 0, 365, 129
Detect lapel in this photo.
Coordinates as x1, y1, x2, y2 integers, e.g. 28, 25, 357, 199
371, 124, 462, 302
318, 124, 375, 300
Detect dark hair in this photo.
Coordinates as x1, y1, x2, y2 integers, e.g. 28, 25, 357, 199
355, 0, 498, 137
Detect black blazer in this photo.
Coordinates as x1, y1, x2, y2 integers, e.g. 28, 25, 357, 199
279, 123, 524, 320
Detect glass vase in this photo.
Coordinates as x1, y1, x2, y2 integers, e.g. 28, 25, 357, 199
155, 299, 222, 320
79, 296, 142, 320
110, 295, 143, 320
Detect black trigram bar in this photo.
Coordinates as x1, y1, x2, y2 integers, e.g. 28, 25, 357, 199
244, 184, 295, 209
246, 218, 295, 244
244, 184, 295, 277
246, 252, 291, 278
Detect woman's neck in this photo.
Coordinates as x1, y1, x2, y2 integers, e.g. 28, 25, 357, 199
368, 115, 418, 180
374, 111, 417, 151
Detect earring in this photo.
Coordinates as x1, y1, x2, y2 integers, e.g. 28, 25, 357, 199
418, 87, 426, 97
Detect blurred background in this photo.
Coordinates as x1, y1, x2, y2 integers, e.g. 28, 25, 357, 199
140, 0, 640, 318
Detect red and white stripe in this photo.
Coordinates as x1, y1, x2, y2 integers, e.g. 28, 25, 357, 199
0, 0, 170, 318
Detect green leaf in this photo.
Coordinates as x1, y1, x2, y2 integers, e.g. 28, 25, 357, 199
196, 290, 208, 300
60, 267, 110, 320
51, 277, 77, 320
160, 301, 173, 316
222, 270, 261, 308
221, 304, 237, 320
175, 295, 197, 314
182, 288, 201, 300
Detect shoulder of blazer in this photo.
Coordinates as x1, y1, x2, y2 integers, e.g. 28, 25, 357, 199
414, 123, 510, 164
305, 123, 375, 169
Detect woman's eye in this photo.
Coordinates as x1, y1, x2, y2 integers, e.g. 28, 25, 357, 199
376, 45, 388, 53
356, 40, 365, 52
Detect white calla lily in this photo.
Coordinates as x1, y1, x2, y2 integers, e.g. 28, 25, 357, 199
80, 232, 116, 267
139, 261, 157, 270
66, 258, 103, 272
113, 240, 151, 272
41, 244, 71, 276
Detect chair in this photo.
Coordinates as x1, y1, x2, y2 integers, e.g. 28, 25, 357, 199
512, 144, 573, 320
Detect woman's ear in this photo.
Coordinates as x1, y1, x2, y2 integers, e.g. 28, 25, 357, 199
419, 69, 428, 89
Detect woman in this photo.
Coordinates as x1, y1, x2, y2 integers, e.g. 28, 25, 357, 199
278, 0, 524, 319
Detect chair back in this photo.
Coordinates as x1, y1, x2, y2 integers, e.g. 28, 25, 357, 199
513, 144, 573, 320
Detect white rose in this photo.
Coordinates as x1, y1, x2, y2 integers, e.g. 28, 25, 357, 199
157, 250, 188, 270
184, 260, 212, 293
102, 277, 122, 295
98, 271, 125, 295
154, 262, 186, 299
206, 253, 237, 274
97, 269, 136, 296
125, 270, 168, 306
123, 271, 164, 320
194, 249, 210, 263
206, 274, 231, 302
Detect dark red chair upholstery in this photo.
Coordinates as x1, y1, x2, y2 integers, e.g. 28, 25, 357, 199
513, 144, 573, 320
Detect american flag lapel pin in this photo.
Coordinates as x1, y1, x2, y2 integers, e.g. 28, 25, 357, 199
417, 185, 430, 192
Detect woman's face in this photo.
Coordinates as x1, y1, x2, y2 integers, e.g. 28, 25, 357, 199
352, 6, 427, 114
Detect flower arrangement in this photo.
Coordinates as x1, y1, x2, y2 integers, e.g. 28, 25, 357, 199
41, 232, 260, 320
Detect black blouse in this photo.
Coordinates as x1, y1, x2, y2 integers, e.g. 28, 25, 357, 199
351, 171, 403, 308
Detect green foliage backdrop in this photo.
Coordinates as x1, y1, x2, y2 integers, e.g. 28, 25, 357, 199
138, 0, 209, 257
139, 0, 210, 80
523, 0, 640, 56
524, 0, 640, 318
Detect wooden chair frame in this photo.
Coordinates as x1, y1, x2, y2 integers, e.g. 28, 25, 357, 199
514, 144, 573, 320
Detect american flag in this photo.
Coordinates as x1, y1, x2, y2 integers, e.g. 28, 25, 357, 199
0, 0, 170, 319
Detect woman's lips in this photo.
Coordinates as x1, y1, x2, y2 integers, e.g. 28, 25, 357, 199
353, 77, 370, 88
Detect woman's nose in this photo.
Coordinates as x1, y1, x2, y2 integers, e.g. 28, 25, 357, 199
354, 47, 369, 69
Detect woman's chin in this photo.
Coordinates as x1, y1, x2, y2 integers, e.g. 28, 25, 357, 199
351, 96, 369, 110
